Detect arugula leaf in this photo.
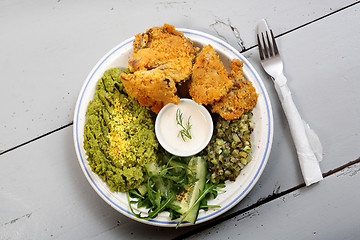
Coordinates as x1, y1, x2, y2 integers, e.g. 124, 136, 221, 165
127, 157, 226, 227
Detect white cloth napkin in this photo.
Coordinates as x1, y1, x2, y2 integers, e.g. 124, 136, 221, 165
274, 74, 323, 186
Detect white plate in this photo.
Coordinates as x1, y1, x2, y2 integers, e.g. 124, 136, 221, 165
73, 28, 273, 227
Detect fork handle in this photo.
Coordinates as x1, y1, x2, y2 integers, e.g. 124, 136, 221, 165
273, 73, 323, 186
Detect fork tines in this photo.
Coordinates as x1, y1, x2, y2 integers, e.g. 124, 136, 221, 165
257, 30, 279, 60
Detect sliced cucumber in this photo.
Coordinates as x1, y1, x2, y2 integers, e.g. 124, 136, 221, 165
173, 156, 207, 224
137, 184, 147, 196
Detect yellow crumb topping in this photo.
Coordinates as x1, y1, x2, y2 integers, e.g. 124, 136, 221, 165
108, 99, 137, 165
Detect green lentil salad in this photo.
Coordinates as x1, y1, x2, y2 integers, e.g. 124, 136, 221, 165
205, 112, 254, 184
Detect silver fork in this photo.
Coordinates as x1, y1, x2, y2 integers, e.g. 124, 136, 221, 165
257, 19, 323, 186
257, 28, 286, 83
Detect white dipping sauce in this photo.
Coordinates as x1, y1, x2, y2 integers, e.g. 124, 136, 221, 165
155, 99, 213, 157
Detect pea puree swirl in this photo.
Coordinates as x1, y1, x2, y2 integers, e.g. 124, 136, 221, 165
83, 68, 158, 192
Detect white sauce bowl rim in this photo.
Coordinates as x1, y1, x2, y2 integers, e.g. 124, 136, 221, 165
155, 98, 214, 157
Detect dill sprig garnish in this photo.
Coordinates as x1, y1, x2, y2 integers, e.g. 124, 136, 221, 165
176, 108, 192, 141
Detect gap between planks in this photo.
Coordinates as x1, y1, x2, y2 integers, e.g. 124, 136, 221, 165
0, 122, 73, 156
242, 0, 360, 53
173, 157, 360, 240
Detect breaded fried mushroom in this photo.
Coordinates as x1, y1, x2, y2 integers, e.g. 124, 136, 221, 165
211, 59, 258, 120
189, 45, 233, 105
121, 24, 198, 113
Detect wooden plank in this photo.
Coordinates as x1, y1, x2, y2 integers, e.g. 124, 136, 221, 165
226, 1, 360, 214
182, 162, 360, 240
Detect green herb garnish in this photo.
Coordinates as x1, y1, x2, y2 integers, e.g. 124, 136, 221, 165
126, 155, 225, 227
176, 108, 192, 141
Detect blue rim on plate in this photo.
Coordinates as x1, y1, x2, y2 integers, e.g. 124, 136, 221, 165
73, 28, 273, 227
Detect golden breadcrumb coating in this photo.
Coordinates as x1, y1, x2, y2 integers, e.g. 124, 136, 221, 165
121, 24, 198, 113
120, 69, 178, 113
189, 45, 233, 105
211, 59, 258, 120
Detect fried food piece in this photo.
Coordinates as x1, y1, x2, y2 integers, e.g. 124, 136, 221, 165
211, 59, 258, 120
189, 45, 233, 105
121, 24, 199, 113
121, 69, 178, 113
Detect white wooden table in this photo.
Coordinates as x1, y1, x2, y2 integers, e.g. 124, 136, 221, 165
1, 1, 360, 239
